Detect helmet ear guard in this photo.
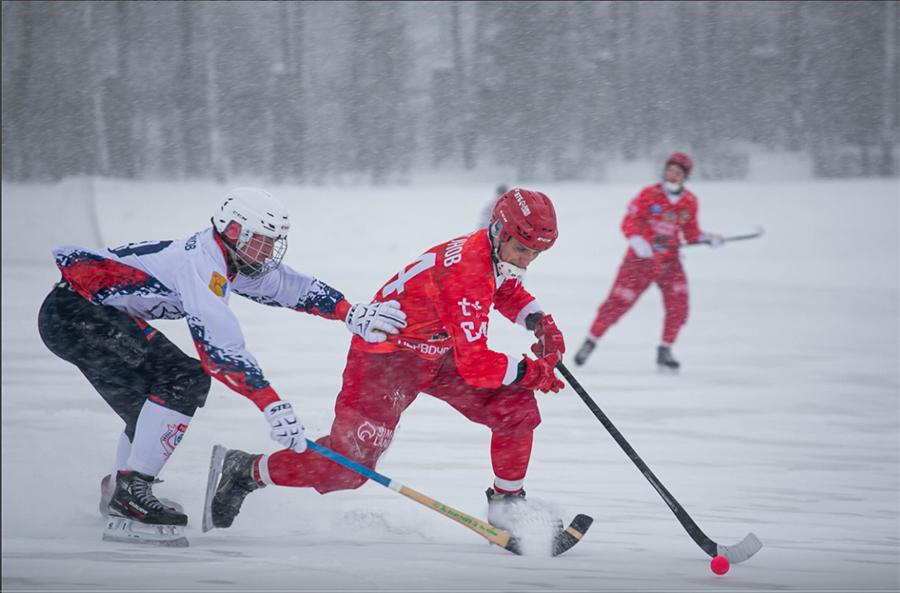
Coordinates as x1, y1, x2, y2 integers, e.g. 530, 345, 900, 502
221, 220, 243, 247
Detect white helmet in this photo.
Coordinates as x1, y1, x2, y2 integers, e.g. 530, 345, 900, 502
212, 187, 290, 278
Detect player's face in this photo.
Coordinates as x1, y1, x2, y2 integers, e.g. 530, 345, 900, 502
239, 233, 276, 267
665, 165, 686, 185
499, 237, 541, 268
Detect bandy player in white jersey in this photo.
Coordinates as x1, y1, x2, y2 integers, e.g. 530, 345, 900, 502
37, 187, 407, 546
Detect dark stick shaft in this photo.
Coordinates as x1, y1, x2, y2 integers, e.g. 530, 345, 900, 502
680, 228, 763, 248
556, 362, 719, 557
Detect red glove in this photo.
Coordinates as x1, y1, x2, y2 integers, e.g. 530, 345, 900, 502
531, 314, 566, 358
517, 353, 564, 394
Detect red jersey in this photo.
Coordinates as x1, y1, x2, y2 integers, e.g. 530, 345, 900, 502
352, 230, 542, 389
622, 183, 704, 259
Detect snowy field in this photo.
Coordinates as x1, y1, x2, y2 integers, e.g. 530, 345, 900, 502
2, 176, 898, 592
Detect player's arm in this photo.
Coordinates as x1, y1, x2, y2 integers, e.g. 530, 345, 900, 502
494, 279, 542, 327
681, 197, 722, 246
434, 272, 562, 393
622, 189, 654, 257
178, 260, 281, 410
681, 197, 704, 244
433, 272, 518, 389
232, 264, 406, 342
178, 260, 307, 452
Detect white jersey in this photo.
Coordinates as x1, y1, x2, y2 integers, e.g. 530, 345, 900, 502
53, 227, 349, 408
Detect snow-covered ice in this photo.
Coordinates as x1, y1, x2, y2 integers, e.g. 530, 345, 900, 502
2, 177, 898, 591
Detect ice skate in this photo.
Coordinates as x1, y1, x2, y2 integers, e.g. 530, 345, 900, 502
487, 488, 568, 555
99, 473, 183, 518
486, 488, 564, 534
102, 470, 188, 547
202, 445, 265, 532
656, 344, 680, 371
573, 338, 596, 367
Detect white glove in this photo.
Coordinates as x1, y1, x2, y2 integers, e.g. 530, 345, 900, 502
702, 233, 725, 248
345, 300, 408, 343
628, 235, 654, 259
263, 400, 307, 453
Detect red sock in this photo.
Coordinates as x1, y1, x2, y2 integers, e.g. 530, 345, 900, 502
490, 432, 533, 493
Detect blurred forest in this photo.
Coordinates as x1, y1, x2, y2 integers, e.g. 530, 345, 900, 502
2, 1, 898, 184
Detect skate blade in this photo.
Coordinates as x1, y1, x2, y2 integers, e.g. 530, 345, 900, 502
202, 444, 228, 533
102, 515, 188, 547
656, 365, 680, 375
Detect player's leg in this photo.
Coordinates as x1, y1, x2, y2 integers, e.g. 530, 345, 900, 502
85, 328, 207, 522
656, 258, 689, 369
208, 349, 435, 529
266, 349, 429, 491
425, 358, 542, 529
38, 283, 203, 544
575, 252, 653, 365
38, 282, 207, 526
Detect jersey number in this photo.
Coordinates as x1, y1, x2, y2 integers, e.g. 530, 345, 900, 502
382, 253, 436, 297
109, 240, 173, 257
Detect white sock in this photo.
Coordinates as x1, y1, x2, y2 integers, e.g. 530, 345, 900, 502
126, 400, 192, 477
112, 431, 132, 476
258, 454, 273, 486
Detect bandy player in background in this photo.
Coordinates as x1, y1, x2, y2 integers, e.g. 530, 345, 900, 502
205, 188, 569, 535
573, 152, 724, 371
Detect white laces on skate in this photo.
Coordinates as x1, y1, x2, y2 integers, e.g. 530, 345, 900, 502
131, 478, 166, 510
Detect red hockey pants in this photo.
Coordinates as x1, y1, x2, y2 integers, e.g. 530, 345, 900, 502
265, 347, 541, 493
589, 251, 689, 344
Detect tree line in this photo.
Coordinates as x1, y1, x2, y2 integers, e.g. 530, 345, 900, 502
2, 1, 897, 184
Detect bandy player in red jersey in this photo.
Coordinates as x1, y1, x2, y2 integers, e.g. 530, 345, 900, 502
205, 188, 568, 533
573, 152, 723, 370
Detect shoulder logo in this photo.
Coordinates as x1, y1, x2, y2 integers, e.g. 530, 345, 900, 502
209, 271, 228, 297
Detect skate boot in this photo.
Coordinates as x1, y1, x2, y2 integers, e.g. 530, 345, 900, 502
103, 470, 188, 546
202, 445, 265, 532
486, 487, 528, 532
99, 474, 183, 518
573, 338, 596, 367
657, 344, 680, 371
487, 487, 565, 554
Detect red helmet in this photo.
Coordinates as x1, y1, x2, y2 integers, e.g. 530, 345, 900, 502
490, 188, 558, 251
665, 152, 693, 176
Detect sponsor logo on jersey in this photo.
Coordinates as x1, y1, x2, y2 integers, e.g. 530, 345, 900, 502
461, 320, 488, 342
665, 212, 676, 222
457, 298, 483, 317
209, 271, 228, 297
357, 420, 394, 449
650, 204, 662, 214
397, 338, 452, 357
680, 210, 691, 221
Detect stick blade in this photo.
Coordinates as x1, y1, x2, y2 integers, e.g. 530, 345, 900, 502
551, 514, 594, 557
717, 532, 762, 564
